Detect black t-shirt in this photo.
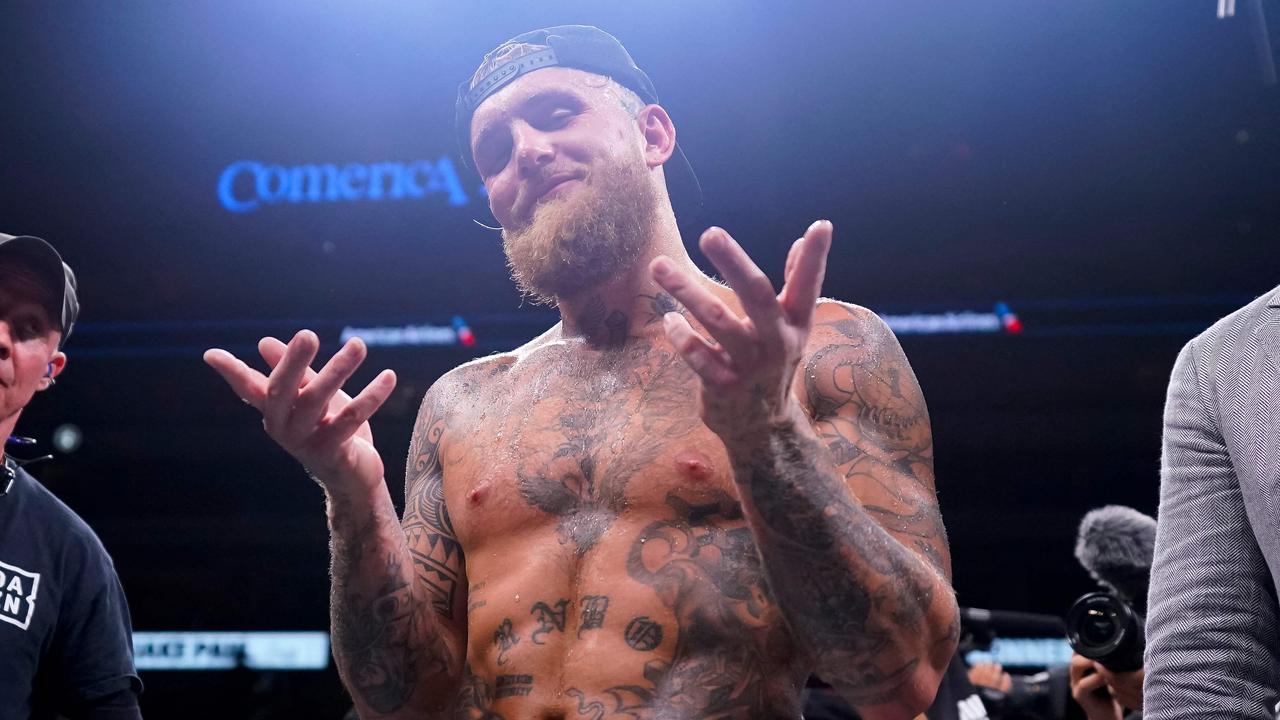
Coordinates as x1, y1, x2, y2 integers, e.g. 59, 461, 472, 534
0, 460, 142, 719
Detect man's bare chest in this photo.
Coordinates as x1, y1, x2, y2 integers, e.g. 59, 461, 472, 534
442, 341, 739, 554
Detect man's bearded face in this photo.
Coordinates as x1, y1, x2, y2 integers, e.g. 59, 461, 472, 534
501, 145, 657, 304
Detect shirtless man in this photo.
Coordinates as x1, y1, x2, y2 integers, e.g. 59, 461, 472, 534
205, 25, 958, 720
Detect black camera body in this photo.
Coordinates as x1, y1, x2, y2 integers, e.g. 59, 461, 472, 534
1065, 590, 1144, 672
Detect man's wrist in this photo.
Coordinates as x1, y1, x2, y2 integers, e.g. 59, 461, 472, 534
715, 398, 809, 450
324, 481, 392, 519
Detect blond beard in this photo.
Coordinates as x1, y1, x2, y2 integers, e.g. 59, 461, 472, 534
502, 156, 657, 305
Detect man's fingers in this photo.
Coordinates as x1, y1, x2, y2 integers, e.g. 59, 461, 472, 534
258, 336, 286, 367
203, 349, 268, 410
662, 313, 737, 386
293, 338, 368, 427
315, 369, 397, 446
263, 330, 320, 434
1068, 654, 1093, 682
698, 227, 783, 331
779, 220, 832, 327
783, 237, 803, 286
651, 255, 753, 358
1073, 671, 1109, 696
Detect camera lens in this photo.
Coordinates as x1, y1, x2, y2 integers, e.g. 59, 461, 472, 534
1066, 591, 1145, 671
1080, 605, 1118, 646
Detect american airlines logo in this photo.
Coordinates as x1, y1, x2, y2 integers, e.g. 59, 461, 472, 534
217, 157, 477, 213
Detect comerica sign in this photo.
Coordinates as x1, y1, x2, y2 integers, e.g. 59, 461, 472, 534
217, 157, 472, 213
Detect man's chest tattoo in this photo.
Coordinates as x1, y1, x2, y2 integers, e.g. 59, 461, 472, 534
510, 340, 702, 554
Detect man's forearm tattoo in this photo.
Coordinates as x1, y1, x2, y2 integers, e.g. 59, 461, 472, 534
328, 388, 465, 714
741, 422, 939, 705
330, 512, 434, 714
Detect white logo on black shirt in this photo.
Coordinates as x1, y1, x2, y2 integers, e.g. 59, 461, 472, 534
0, 560, 40, 631
957, 693, 989, 720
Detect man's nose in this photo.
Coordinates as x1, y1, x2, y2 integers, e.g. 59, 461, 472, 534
0, 321, 11, 361
512, 123, 554, 176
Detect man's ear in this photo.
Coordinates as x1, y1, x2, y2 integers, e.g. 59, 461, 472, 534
637, 104, 676, 169
45, 351, 67, 387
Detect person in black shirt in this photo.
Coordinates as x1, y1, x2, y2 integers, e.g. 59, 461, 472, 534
0, 233, 142, 719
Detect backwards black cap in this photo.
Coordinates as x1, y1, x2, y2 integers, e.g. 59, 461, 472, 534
456, 25, 702, 218
0, 234, 80, 348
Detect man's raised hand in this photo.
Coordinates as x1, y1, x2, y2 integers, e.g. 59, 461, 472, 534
650, 220, 832, 435
203, 330, 397, 493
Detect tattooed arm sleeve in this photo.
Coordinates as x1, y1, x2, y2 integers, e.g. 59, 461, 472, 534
328, 384, 466, 719
728, 302, 959, 719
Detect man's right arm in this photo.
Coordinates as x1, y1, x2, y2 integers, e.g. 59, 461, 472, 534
1144, 340, 1280, 718
329, 385, 467, 718
204, 333, 466, 718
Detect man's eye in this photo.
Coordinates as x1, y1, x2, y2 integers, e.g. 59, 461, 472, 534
479, 137, 513, 177
543, 108, 573, 127
480, 154, 506, 177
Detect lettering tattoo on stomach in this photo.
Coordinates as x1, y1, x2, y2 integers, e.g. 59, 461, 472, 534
589, 489, 800, 718
461, 490, 801, 718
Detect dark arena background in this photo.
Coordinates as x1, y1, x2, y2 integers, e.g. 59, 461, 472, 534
2, 1, 1278, 717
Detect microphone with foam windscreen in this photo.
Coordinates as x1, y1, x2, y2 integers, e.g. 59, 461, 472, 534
1066, 505, 1157, 671
1073, 505, 1157, 616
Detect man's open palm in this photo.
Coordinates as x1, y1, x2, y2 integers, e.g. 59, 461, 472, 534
204, 330, 396, 492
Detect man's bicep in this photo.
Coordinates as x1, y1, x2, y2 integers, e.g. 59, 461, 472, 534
403, 390, 468, 632
801, 304, 951, 578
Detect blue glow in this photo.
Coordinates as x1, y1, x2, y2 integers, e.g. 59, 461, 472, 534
218, 156, 470, 213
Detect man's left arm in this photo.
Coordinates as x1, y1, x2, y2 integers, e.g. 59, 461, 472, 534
51, 547, 143, 719
730, 306, 956, 716
651, 221, 958, 719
